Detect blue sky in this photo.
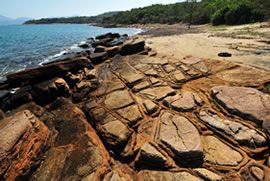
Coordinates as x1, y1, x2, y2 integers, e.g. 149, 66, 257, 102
0, 0, 180, 19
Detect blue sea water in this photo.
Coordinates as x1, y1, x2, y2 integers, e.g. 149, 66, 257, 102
0, 24, 141, 78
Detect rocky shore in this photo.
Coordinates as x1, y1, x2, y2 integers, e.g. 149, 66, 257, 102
0, 32, 270, 181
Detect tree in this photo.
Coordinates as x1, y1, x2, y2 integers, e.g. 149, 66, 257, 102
184, 0, 198, 29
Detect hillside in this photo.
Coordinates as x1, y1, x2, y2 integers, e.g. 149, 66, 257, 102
24, 11, 119, 24
103, 0, 269, 25
25, 0, 270, 26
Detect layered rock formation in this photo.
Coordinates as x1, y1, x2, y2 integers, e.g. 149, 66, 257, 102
0, 33, 270, 180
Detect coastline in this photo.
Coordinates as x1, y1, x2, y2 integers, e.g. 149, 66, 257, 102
0, 23, 270, 180
0, 24, 143, 79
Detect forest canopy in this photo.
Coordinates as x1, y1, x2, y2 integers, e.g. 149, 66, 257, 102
25, 0, 270, 26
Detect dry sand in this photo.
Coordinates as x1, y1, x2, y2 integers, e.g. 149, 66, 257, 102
140, 22, 270, 71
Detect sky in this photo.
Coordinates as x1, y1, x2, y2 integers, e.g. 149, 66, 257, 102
0, 0, 180, 19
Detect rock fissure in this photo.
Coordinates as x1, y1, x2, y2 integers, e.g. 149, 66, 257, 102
0, 32, 269, 180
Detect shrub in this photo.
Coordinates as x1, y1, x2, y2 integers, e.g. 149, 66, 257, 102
225, 4, 252, 25
211, 6, 230, 26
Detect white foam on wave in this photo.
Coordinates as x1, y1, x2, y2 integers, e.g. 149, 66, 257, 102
39, 49, 69, 65
39, 29, 143, 66
133, 28, 145, 35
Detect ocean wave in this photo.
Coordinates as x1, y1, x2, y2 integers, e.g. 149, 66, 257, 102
39, 29, 143, 66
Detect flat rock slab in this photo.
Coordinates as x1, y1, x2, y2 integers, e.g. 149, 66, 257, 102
32, 100, 110, 180
0, 110, 49, 180
194, 168, 223, 181
202, 136, 243, 166
137, 170, 202, 181
104, 90, 134, 109
120, 71, 145, 85
159, 111, 203, 166
117, 105, 142, 125
136, 142, 167, 167
102, 120, 131, 147
180, 56, 208, 73
140, 86, 175, 101
164, 92, 202, 112
198, 111, 267, 148
211, 86, 270, 127
143, 99, 158, 115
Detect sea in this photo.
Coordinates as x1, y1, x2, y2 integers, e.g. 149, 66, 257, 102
0, 24, 141, 80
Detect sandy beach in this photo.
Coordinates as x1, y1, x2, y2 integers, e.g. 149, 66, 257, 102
137, 22, 270, 71
1, 24, 270, 180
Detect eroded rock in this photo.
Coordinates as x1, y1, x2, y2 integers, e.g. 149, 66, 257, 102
143, 99, 158, 115
198, 111, 267, 148
202, 136, 243, 166
194, 168, 223, 181
104, 90, 134, 109
7, 57, 92, 87
120, 39, 145, 55
32, 100, 110, 180
117, 105, 142, 125
211, 86, 270, 129
0, 110, 49, 180
140, 86, 175, 101
159, 111, 203, 167
101, 120, 131, 148
137, 170, 202, 181
136, 142, 167, 168
180, 56, 208, 74
163, 92, 202, 111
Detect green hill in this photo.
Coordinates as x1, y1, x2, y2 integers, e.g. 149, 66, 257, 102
25, 0, 270, 26
24, 11, 119, 24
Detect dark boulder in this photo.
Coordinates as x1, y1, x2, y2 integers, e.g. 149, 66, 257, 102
7, 57, 92, 87
90, 52, 109, 65
94, 46, 120, 57
120, 40, 146, 55
94, 46, 106, 53
1, 86, 33, 111
31, 78, 70, 105
0, 109, 5, 120
78, 43, 90, 49
106, 36, 128, 47
0, 90, 9, 100
95, 33, 120, 40
92, 37, 115, 48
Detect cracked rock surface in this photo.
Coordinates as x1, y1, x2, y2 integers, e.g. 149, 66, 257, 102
1, 33, 270, 180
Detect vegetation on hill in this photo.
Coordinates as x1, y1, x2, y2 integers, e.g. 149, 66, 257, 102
25, 0, 270, 26
24, 12, 119, 24
103, 0, 269, 26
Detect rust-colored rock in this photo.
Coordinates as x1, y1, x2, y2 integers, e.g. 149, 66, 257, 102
7, 57, 92, 87
32, 99, 111, 180
0, 110, 49, 180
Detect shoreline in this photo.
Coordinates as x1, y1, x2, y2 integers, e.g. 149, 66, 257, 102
0, 25, 143, 80
0, 25, 270, 180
